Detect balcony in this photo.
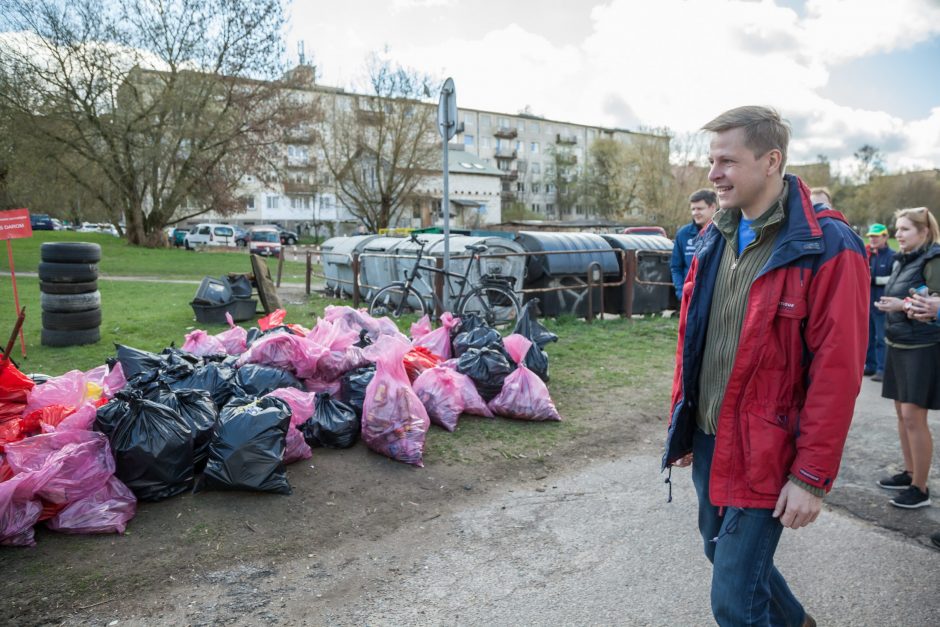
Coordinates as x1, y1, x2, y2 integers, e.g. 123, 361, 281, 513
494, 127, 518, 139
495, 148, 518, 160
556, 133, 578, 145
283, 180, 317, 194
499, 169, 518, 181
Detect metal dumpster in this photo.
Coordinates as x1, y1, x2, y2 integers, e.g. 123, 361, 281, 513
514, 232, 620, 317
600, 234, 675, 315
320, 234, 380, 297
359, 236, 407, 299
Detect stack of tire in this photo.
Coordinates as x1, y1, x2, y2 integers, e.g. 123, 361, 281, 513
38, 242, 102, 347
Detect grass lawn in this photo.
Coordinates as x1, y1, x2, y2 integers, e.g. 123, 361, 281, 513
0, 230, 309, 281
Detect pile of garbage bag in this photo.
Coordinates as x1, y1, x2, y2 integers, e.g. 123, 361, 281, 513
0, 302, 561, 546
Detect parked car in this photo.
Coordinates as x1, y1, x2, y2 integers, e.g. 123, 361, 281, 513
278, 228, 298, 245
622, 226, 668, 237
234, 226, 248, 247
50, 218, 65, 231
184, 223, 237, 249
30, 213, 56, 230
247, 227, 282, 257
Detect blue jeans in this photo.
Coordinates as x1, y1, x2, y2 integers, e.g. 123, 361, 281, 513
865, 302, 886, 374
692, 429, 806, 626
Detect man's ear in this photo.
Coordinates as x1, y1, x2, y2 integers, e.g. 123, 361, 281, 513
766, 149, 783, 176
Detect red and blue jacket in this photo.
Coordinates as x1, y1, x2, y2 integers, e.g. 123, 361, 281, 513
662, 175, 869, 508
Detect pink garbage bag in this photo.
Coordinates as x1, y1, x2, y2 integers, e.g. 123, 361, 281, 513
410, 315, 432, 340
46, 475, 136, 535
487, 334, 562, 422
264, 388, 316, 464
308, 319, 362, 380
413, 312, 460, 360
361, 335, 430, 466
24, 370, 86, 414
182, 329, 227, 357
102, 362, 127, 398
413, 365, 492, 432
302, 377, 342, 397
322, 306, 408, 343
215, 313, 248, 355
236, 331, 308, 373
0, 475, 42, 546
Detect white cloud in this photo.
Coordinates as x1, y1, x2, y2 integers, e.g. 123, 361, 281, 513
390, 0, 456, 12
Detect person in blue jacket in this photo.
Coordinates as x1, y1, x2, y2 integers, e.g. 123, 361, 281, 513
670, 188, 718, 301
865, 223, 895, 381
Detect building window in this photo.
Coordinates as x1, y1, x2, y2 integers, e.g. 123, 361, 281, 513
517, 121, 525, 132
498, 117, 509, 128
266, 195, 280, 209
515, 140, 523, 152
462, 114, 473, 127
516, 182, 525, 192
546, 203, 554, 214
531, 122, 540, 133
246, 196, 255, 209
464, 134, 474, 147
531, 162, 541, 175
547, 183, 556, 193
481, 137, 490, 148
495, 138, 504, 149
531, 182, 540, 193
480, 114, 491, 126
530, 142, 539, 154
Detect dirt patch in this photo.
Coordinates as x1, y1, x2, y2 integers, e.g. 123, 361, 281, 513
2, 318, 675, 626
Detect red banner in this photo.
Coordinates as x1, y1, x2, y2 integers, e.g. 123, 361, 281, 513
0, 209, 32, 241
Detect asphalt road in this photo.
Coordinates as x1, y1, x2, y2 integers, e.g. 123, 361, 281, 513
74, 376, 939, 626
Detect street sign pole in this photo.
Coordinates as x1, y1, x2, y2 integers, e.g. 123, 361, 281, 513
438, 78, 457, 274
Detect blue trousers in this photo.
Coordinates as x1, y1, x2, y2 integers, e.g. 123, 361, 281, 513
692, 429, 806, 626
865, 302, 886, 374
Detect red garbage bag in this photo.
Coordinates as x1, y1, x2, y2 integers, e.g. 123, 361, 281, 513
22, 405, 75, 433
487, 334, 562, 422
0, 359, 33, 423
413, 365, 492, 432
258, 308, 287, 331
361, 335, 430, 467
403, 346, 441, 383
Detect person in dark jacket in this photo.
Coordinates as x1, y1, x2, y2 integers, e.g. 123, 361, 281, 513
873, 207, 940, 509
864, 223, 894, 380
670, 189, 718, 301
665, 106, 868, 627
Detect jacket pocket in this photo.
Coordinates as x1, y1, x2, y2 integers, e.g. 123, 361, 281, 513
743, 407, 798, 496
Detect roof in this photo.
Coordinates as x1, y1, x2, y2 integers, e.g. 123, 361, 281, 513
448, 148, 505, 177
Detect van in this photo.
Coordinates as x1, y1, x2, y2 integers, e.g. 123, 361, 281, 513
247, 227, 282, 258
184, 223, 237, 249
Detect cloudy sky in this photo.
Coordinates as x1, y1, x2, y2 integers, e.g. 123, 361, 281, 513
288, 0, 940, 176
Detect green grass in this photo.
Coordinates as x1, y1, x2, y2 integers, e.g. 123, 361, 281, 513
0, 231, 309, 281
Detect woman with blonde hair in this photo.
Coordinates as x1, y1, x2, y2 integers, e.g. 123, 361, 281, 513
874, 207, 940, 508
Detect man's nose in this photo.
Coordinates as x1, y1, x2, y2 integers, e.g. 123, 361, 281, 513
708, 164, 721, 182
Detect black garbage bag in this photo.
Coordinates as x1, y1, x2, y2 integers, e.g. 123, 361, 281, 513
339, 365, 375, 419
143, 383, 218, 471
235, 363, 303, 397
115, 344, 166, 380
513, 299, 559, 348
199, 396, 292, 494
161, 346, 204, 367
94, 390, 194, 502
354, 329, 373, 348
452, 326, 503, 358
457, 347, 516, 402
299, 392, 359, 448
245, 327, 262, 348
168, 362, 242, 409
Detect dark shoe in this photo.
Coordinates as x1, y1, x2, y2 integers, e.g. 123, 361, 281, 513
878, 470, 912, 490
802, 613, 817, 627
863, 368, 876, 376
871, 372, 883, 382
931, 531, 940, 550
890, 486, 931, 509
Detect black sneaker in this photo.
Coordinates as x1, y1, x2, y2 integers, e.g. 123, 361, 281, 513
890, 486, 931, 509
864, 368, 876, 376
878, 471, 913, 490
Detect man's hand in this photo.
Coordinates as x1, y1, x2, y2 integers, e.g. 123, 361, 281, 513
673, 453, 693, 467
908, 293, 940, 322
772, 481, 822, 529
874, 296, 904, 313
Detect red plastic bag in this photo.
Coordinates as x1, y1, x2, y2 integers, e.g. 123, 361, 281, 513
182, 329, 226, 357
215, 312, 248, 355
258, 308, 287, 331
487, 334, 562, 422
410, 314, 432, 340
22, 404, 75, 432
413, 312, 460, 360
362, 335, 430, 466
0, 418, 23, 450
264, 388, 316, 464
0, 359, 34, 422
413, 365, 492, 432
403, 346, 441, 383
52, 402, 98, 432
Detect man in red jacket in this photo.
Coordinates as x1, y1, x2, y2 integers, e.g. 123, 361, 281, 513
663, 106, 868, 626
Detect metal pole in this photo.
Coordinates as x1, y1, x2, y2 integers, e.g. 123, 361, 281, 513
442, 133, 450, 273
351, 253, 361, 309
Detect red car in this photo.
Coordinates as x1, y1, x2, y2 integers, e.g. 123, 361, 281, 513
247, 227, 282, 257
622, 226, 668, 237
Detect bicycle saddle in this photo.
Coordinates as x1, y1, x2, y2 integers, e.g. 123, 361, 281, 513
465, 243, 488, 253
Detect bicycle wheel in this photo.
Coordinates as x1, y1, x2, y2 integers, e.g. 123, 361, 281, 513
369, 284, 428, 319
460, 285, 520, 328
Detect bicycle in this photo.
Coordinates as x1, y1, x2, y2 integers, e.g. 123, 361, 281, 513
368, 233, 521, 327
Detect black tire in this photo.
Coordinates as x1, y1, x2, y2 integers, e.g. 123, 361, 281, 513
42, 308, 102, 331
39, 280, 98, 294
40, 242, 102, 264
459, 285, 521, 328
41, 327, 101, 347
368, 284, 427, 319
40, 290, 101, 313
37, 261, 98, 283
285, 236, 297, 245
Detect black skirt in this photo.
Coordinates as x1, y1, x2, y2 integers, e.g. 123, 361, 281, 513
881, 343, 940, 409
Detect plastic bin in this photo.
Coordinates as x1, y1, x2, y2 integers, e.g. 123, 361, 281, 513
190, 298, 257, 324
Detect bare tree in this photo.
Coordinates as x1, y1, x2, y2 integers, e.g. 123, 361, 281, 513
319, 55, 439, 232
543, 144, 580, 219
0, 0, 312, 246
580, 137, 640, 218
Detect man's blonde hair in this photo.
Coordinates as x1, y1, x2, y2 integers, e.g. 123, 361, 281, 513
702, 106, 790, 171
